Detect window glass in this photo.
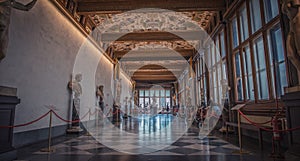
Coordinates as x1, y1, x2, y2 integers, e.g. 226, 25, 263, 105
220, 31, 226, 58
215, 36, 220, 58
139, 90, 144, 96
250, 0, 262, 33
243, 46, 255, 100
199, 58, 203, 75
217, 65, 222, 103
222, 61, 228, 99
166, 98, 171, 107
155, 90, 159, 97
166, 90, 170, 97
211, 43, 215, 65
213, 69, 218, 102
232, 17, 239, 48
139, 98, 144, 108
145, 98, 149, 107
145, 90, 149, 96
235, 53, 244, 101
203, 73, 207, 104
160, 97, 166, 108
150, 90, 154, 96
222, 62, 227, 81
253, 36, 269, 100
239, 4, 249, 42
264, 0, 279, 23
268, 25, 287, 97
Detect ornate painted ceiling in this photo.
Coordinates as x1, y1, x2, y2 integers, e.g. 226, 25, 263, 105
89, 9, 214, 64
110, 40, 199, 51
54, 0, 222, 83
90, 11, 215, 33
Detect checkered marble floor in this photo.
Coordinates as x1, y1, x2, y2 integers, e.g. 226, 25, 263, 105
17, 114, 270, 161
28, 133, 241, 156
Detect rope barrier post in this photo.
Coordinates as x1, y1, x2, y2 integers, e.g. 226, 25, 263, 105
232, 110, 249, 154
85, 108, 91, 136
41, 110, 55, 153
95, 108, 99, 132
231, 104, 249, 154
269, 59, 284, 159
117, 108, 119, 123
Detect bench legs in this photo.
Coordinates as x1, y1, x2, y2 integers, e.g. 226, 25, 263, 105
226, 124, 264, 150
226, 125, 228, 137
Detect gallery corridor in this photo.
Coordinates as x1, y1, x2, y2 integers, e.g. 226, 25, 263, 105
1, 0, 300, 161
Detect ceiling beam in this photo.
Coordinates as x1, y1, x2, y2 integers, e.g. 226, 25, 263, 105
101, 31, 204, 42
132, 75, 177, 81
129, 68, 183, 72
133, 71, 179, 76
77, 0, 226, 14
115, 49, 195, 59
119, 56, 190, 61
121, 62, 188, 69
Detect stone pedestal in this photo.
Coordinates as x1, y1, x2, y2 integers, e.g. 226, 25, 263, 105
282, 89, 300, 159
112, 104, 121, 123
0, 86, 20, 161
66, 98, 83, 133
123, 104, 128, 119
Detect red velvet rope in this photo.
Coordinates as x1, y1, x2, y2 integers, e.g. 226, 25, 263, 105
238, 110, 300, 132
0, 110, 51, 128
237, 111, 272, 125
52, 110, 90, 123
0, 109, 93, 128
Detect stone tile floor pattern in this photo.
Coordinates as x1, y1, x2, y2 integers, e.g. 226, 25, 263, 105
15, 132, 291, 161
14, 132, 261, 161
34, 134, 240, 156
14, 114, 290, 161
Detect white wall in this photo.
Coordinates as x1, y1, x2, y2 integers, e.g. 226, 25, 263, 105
119, 71, 132, 109
0, 1, 114, 133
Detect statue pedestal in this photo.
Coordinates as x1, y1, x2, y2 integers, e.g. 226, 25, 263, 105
0, 86, 20, 161
66, 98, 83, 134
123, 105, 128, 119
282, 88, 300, 160
112, 104, 121, 123
66, 126, 83, 133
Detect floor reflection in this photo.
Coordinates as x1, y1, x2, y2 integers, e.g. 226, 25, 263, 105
117, 114, 173, 134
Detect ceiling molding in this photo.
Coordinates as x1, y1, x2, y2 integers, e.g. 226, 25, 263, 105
77, 0, 226, 14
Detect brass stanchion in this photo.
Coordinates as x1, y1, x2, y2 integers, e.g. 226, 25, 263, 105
41, 110, 55, 152
95, 108, 99, 133
232, 110, 250, 154
116, 109, 119, 122
85, 108, 92, 136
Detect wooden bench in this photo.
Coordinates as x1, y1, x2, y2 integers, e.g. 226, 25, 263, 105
225, 121, 271, 149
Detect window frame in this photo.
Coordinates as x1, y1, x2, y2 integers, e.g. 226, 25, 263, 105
229, 0, 285, 103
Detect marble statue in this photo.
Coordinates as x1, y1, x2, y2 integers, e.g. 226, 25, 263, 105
67, 74, 82, 132
150, 94, 158, 115
68, 74, 82, 98
134, 90, 138, 106
0, 0, 37, 60
123, 97, 128, 118
115, 79, 122, 105
186, 86, 192, 107
282, 0, 300, 85
96, 85, 104, 111
128, 96, 132, 115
